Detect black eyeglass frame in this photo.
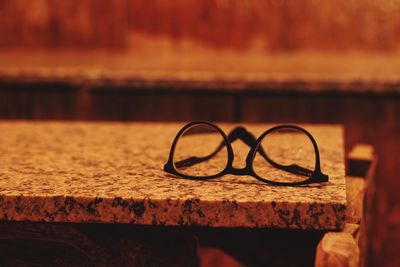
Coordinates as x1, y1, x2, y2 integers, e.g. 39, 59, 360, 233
164, 121, 329, 186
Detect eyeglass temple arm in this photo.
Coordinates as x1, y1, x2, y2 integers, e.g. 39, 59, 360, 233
174, 127, 312, 177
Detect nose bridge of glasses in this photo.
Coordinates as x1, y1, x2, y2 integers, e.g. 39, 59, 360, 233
229, 166, 249, 176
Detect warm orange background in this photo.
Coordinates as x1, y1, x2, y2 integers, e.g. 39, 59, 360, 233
1, 0, 400, 51
0, 1, 399, 266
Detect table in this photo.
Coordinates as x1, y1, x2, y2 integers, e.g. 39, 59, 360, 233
0, 122, 347, 266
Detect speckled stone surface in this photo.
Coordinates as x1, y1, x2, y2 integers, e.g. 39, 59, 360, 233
0, 122, 346, 229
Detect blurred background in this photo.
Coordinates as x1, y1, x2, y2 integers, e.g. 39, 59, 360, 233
0, 0, 399, 266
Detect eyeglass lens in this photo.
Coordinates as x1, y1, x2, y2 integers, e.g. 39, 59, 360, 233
253, 127, 316, 183
173, 124, 228, 177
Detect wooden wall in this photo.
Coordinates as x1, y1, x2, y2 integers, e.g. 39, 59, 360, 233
1, 0, 400, 51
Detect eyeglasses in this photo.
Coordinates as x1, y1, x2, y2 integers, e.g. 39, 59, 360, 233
163, 121, 329, 186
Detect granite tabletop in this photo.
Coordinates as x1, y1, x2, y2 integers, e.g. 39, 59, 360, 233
0, 122, 346, 230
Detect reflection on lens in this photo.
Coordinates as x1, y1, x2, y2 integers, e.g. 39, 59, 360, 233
173, 124, 228, 177
253, 127, 315, 183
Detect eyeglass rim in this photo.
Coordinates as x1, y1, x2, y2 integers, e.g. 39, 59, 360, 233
164, 121, 233, 179
246, 124, 324, 185
163, 121, 328, 186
